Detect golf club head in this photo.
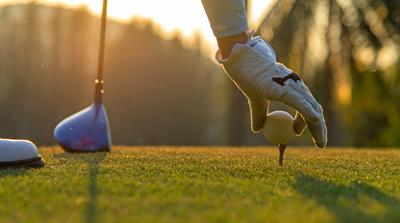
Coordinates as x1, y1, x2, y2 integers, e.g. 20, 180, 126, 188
0, 139, 44, 168
54, 103, 111, 153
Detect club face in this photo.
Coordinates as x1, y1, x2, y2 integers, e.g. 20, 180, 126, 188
54, 103, 111, 153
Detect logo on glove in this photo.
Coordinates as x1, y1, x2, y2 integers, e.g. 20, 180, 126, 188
272, 73, 302, 86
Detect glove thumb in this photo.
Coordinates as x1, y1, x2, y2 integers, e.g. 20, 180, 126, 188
248, 96, 269, 133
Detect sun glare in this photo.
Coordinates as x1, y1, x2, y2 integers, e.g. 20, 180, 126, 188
1, 0, 272, 57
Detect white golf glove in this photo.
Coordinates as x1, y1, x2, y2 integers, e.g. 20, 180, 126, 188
216, 34, 327, 148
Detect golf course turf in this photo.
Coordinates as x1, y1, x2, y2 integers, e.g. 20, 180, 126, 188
0, 147, 399, 223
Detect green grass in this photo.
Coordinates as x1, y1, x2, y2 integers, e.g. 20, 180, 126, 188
1, 147, 400, 223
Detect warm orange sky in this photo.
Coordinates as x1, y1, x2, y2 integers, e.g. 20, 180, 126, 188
0, 0, 273, 56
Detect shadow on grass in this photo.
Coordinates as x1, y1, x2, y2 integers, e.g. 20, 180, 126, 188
53, 152, 107, 223
293, 173, 400, 223
0, 161, 44, 177
0, 168, 30, 178
85, 152, 107, 223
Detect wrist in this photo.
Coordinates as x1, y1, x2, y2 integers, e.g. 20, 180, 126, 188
216, 31, 251, 59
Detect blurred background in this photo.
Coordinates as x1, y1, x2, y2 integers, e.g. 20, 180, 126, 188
0, 0, 399, 147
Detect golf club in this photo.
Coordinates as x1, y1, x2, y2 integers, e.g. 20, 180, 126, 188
0, 139, 44, 168
54, 0, 111, 153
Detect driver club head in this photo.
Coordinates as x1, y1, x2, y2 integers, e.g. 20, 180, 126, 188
54, 103, 111, 153
0, 139, 44, 168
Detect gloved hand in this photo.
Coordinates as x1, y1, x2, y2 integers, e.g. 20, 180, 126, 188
216, 34, 327, 148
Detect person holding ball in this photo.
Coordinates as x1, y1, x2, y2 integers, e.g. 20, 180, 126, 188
201, 0, 327, 148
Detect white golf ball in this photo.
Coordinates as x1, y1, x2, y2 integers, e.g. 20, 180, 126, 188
262, 110, 295, 145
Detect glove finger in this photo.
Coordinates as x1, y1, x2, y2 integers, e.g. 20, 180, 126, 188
280, 87, 327, 148
294, 82, 327, 147
293, 112, 306, 136
304, 109, 328, 148
301, 83, 323, 114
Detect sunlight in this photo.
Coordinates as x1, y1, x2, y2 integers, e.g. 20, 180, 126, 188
249, 0, 273, 28
73, 0, 213, 37
0, 0, 272, 57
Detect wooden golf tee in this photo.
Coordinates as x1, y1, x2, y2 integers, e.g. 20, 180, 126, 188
279, 144, 286, 166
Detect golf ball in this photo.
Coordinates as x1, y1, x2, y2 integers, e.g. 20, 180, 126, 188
262, 110, 295, 145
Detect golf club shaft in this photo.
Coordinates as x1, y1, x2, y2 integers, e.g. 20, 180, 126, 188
95, 0, 108, 104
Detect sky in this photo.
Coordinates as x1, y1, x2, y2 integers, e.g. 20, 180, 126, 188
0, 0, 273, 55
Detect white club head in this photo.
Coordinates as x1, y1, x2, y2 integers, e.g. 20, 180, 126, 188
0, 139, 44, 168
